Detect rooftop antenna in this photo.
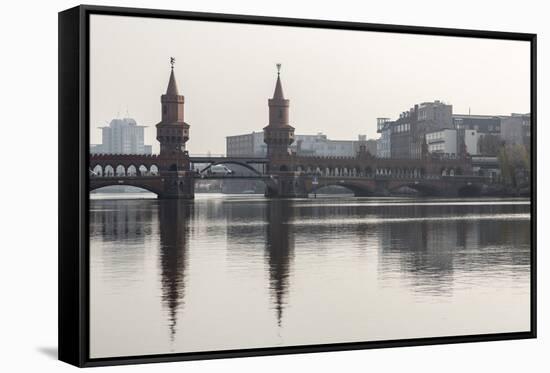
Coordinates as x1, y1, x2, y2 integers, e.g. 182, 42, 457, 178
170, 56, 176, 69
469, 107, 471, 116
276, 63, 281, 76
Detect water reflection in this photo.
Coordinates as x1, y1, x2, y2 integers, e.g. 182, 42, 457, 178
89, 200, 156, 286
375, 204, 530, 295
89, 199, 154, 242
90, 195, 531, 358
265, 200, 294, 327
158, 200, 193, 342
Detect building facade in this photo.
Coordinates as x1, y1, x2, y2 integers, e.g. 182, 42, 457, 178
463, 129, 479, 156
227, 132, 367, 158
426, 129, 458, 156
295, 134, 357, 157
376, 101, 453, 159
452, 114, 501, 135
500, 113, 531, 147
225, 132, 264, 157
376, 105, 531, 160
425, 128, 479, 158
376, 118, 392, 158
390, 109, 416, 159
91, 117, 152, 154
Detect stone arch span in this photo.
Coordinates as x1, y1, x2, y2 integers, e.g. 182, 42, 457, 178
198, 161, 263, 175
387, 181, 442, 196
309, 181, 374, 197
89, 179, 164, 197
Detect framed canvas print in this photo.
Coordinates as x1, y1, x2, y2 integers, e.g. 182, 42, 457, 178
58, 5, 537, 367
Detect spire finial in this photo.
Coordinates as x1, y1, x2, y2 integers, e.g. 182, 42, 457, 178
272, 64, 285, 100
166, 58, 179, 95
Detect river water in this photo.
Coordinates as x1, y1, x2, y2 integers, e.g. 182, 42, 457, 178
89, 193, 531, 358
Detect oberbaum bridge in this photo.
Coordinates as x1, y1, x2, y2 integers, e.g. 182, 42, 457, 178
89, 60, 487, 199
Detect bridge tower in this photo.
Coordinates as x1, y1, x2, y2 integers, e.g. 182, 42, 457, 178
263, 64, 307, 198
155, 58, 194, 199
263, 64, 295, 165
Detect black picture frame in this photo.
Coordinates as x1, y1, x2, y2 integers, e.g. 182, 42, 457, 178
58, 4, 537, 368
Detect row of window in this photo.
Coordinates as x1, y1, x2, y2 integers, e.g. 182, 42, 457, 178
391, 123, 410, 133
429, 143, 448, 152
426, 132, 445, 141
455, 124, 500, 132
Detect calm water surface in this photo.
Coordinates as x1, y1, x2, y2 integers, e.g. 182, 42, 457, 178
89, 193, 531, 358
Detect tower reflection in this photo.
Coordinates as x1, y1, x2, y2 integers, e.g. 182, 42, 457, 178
157, 200, 193, 342
264, 199, 295, 327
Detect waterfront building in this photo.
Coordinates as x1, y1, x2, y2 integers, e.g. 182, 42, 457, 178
376, 101, 453, 159
376, 118, 392, 158
225, 131, 265, 157
425, 128, 479, 158
452, 114, 501, 135
453, 114, 501, 157
426, 129, 458, 157
226, 131, 367, 158
453, 113, 530, 151
499, 113, 531, 147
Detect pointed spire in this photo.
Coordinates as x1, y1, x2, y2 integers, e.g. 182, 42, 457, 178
166, 57, 179, 96
272, 63, 285, 100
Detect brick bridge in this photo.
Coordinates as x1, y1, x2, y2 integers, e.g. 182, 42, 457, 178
90, 152, 484, 198
89, 63, 487, 199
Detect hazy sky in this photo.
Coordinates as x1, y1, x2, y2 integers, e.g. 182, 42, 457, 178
90, 15, 530, 154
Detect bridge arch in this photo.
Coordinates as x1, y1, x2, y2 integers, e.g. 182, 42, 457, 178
441, 167, 459, 177
89, 181, 163, 197
90, 162, 162, 178
127, 165, 137, 176
198, 161, 263, 175
388, 181, 441, 196
309, 181, 374, 197
457, 183, 482, 197
115, 165, 126, 177
91, 164, 103, 177
104, 165, 114, 176
138, 164, 148, 175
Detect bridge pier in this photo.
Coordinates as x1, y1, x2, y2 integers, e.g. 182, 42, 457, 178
265, 172, 308, 198
158, 171, 195, 199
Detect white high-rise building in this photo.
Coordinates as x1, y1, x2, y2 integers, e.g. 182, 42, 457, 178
91, 117, 152, 154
